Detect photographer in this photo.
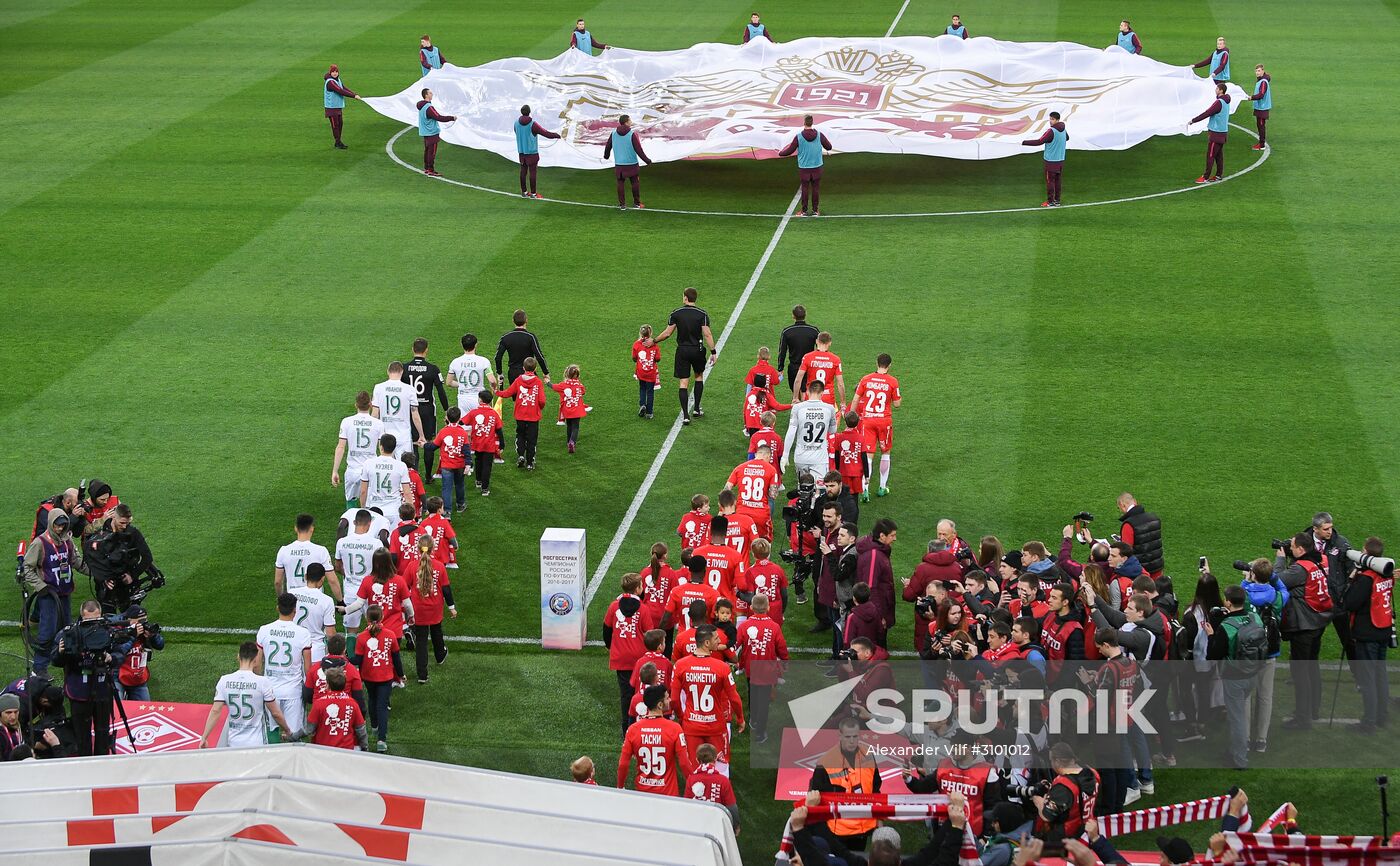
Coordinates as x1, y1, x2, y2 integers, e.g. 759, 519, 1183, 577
54, 599, 134, 756
1203, 585, 1266, 769
784, 471, 824, 609
904, 539, 962, 655
31, 684, 78, 759
84, 503, 161, 615
1058, 523, 1111, 584
1240, 559, 1287, 752
840, 636, 895, 721
1276, 533, 1331, 729
79, 480, 121, 530
1033, 743, 1099, 846
32, 487, 86, 539
22, 509, 88, 677
116, 605, 163, 701
1341, 536, 1393, 732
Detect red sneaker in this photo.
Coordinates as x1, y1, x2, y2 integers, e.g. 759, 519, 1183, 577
1208, 175, 1221, 182
1194, 176, 1209, 184
1251, 143, 1266, 150
531, 192, 543, 199
1040, 201, 1052, 207
635, 202, 646, 209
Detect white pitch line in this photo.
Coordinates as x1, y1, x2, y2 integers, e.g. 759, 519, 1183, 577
386, 122, 1268, 220
580, 0, 912, 608
582, 189, 804, 608
885, 0, 911, 37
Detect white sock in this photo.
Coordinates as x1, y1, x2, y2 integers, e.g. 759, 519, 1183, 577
879, 454, 891, 487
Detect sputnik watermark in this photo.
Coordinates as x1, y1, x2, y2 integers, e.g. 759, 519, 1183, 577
861, 687, 1158, 737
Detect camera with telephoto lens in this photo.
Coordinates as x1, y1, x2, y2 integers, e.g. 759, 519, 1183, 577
915, 595, 937, 618
1345, 548, 1395, 579
1270, 538, 1290, 551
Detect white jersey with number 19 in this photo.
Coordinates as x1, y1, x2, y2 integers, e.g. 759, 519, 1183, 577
372, 380, 415, 428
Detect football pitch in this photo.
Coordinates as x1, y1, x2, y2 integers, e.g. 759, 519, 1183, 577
3, 0, 1398, 860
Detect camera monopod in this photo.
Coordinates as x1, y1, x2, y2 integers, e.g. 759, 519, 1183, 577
1379, 776, 1390, 842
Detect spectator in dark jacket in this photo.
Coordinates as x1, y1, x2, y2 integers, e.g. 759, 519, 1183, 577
1307, 512, 1354, 661
816, 471, 860, 528
856, 519, 898, 645
902, 540, 962, 654
843, 583, 885, 649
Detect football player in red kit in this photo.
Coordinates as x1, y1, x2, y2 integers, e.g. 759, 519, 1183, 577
618, 685, 695, 795
663, 556, 721, 635
725, 445, 782, 539
669, 625, 745, 774
715, 491, 760, 565
851, 353, 901, 498
692, 516, 744, 604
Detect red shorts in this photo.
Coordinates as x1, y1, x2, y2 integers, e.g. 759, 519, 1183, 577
860, 417, 893, 452
519, 153, 540, 166
684, 728, 731, 765
842, 472, 864, 495
740, 506, 772, 540
614, 164, 641, 179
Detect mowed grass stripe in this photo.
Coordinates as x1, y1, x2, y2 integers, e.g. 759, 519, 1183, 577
0, 0, 252, 99
0, 0, 428, 217
1207, 0, 1400, 524
0, 0, 87, 30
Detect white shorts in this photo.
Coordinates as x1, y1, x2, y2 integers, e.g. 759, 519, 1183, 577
344, 459, 368, 501
456, 394, 481, 417
385, 423, 412, 459
276, 693, 305, 735
794, 460, 826, 485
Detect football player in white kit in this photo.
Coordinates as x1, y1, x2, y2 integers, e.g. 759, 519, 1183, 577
256, 594, 314, 739
332, 391, 383, 506
292, 564, 337, 664
782, 379, 836, 483
446, 333, 498, 416
358, 434, 412, 514
274, 513, 340, 602
334, 509, 385, 630
201, 641, 291, 748
372, 361, 425, 460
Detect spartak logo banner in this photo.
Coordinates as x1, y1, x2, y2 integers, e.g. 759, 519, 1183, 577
366, 36, 1247, 168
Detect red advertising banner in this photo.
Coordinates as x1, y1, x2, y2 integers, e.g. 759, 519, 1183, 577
112, 702, 226, 754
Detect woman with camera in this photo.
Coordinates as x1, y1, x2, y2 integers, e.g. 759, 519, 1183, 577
1175, 571, 1224, 743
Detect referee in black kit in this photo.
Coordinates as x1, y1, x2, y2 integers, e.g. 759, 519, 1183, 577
776, 305, 818, 391
405, 338, 449, 479
495, 309, 549, 383
654, 287, 716, 426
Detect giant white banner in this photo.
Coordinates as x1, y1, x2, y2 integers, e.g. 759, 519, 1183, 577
365, 36, 1248, 168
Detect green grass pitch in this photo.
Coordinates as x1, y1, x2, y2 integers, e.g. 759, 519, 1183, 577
2, 0, 1398, 861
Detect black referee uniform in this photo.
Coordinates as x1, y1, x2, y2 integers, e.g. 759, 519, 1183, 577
776, 320, 819, 391
495, 327, 549, 384
404, 355, 449, 478
668, 304, 710, 420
